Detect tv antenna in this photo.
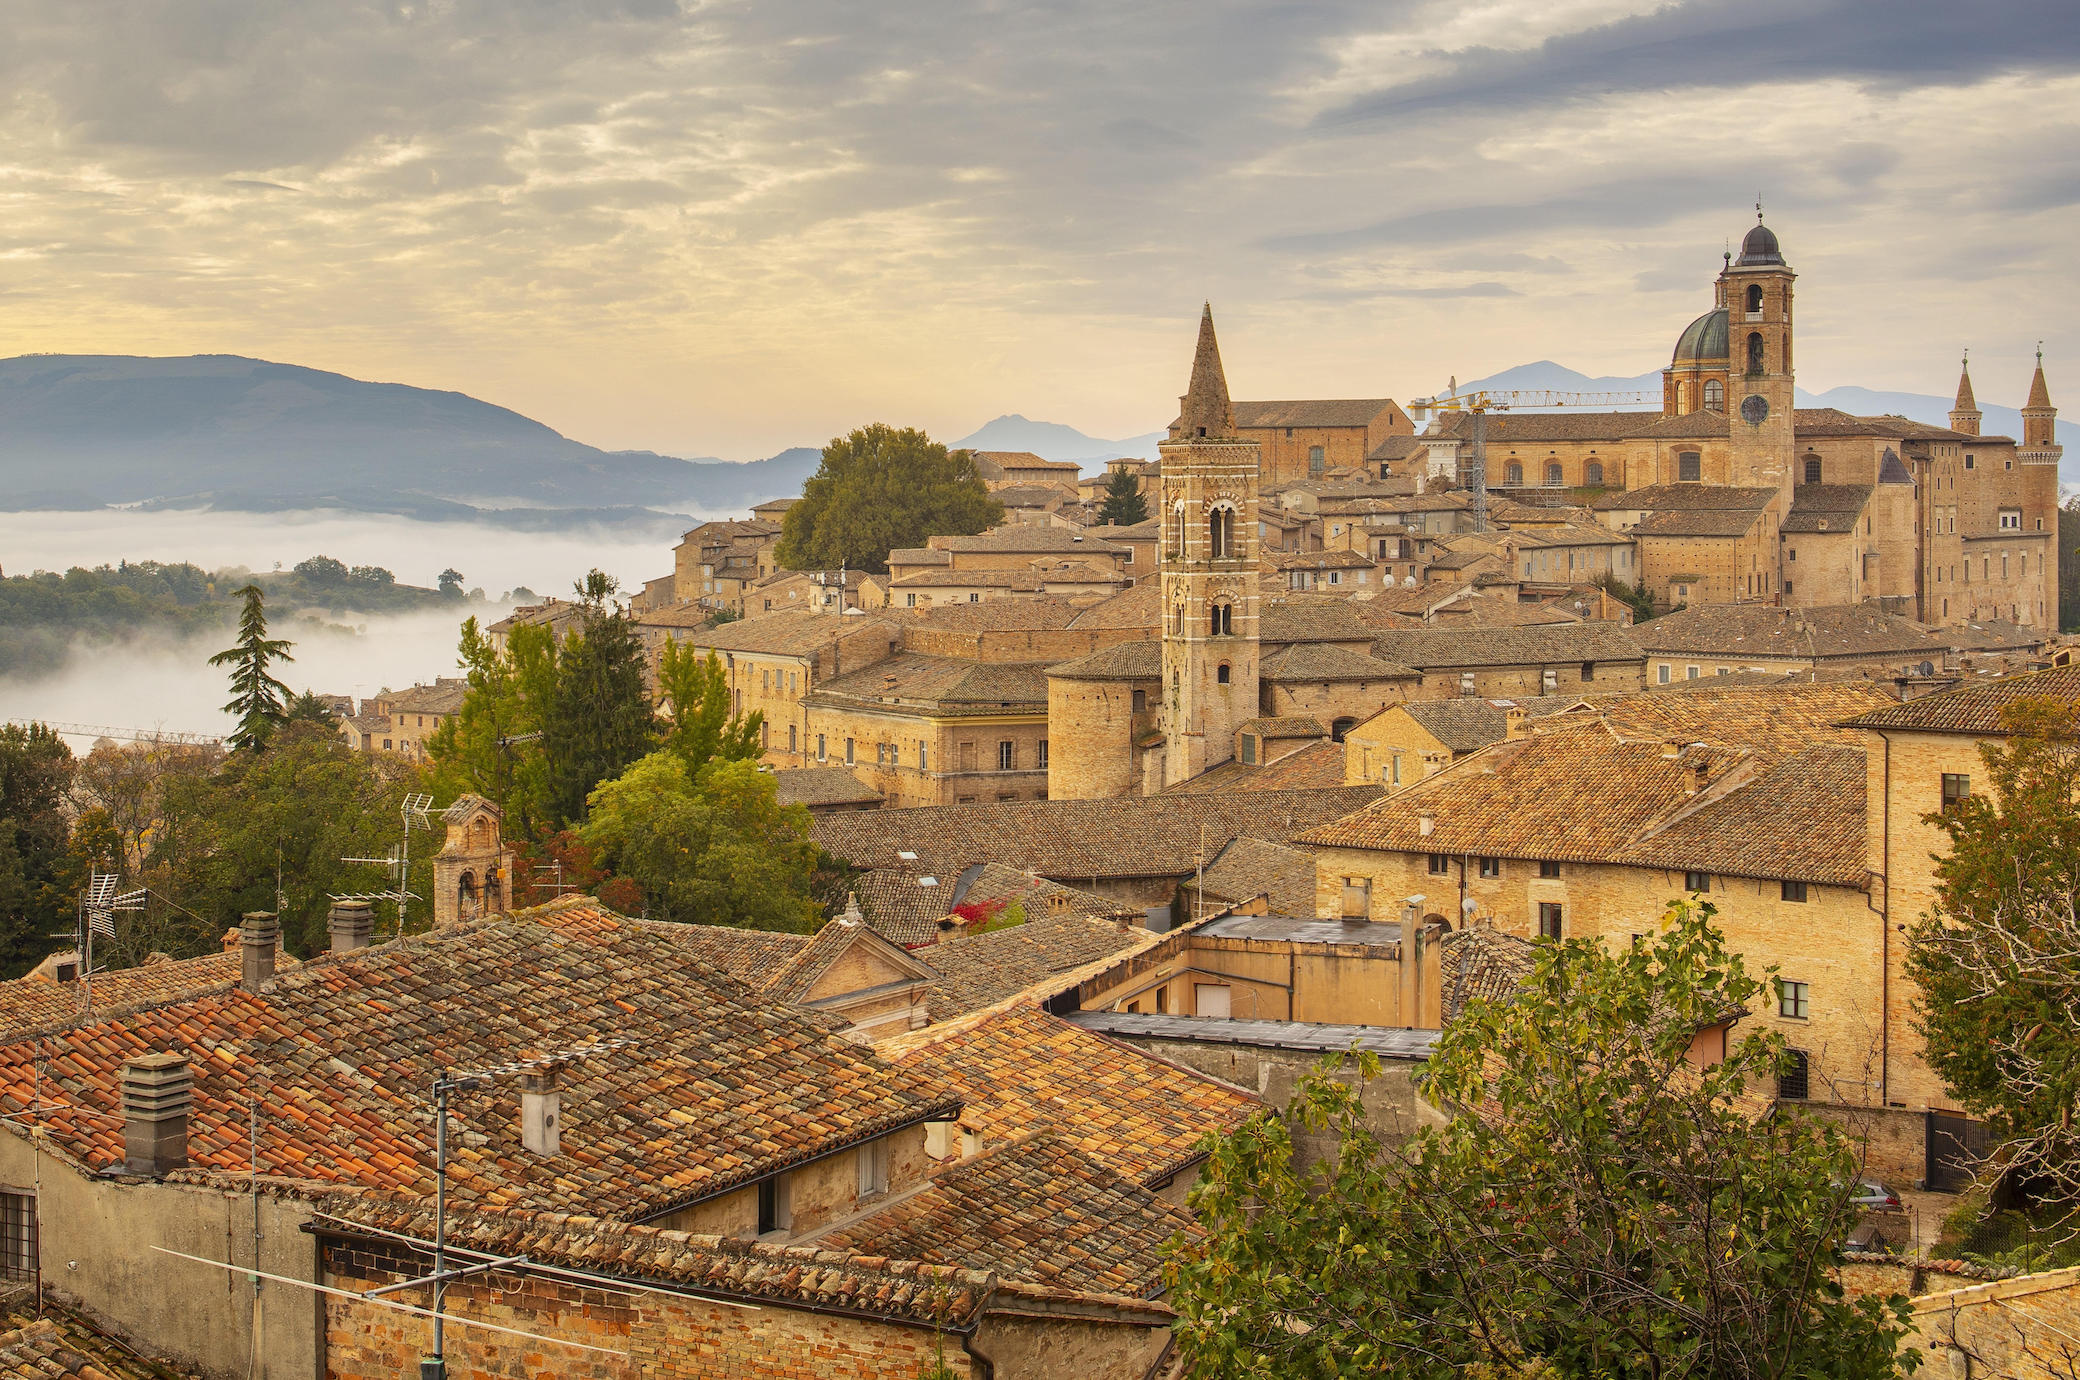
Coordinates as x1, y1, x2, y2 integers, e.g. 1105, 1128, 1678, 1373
333, 793, 436, 939
63, 871, 146, 1016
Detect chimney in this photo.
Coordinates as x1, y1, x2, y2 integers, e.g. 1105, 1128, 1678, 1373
240, 912, 280, 991
327, 900, 374, 954
1691, 760, 1710, 797
1662, 740, 1683, 760
520, 1066, 562, 1158
1046, 891, 1071, 918
1418, 808, 1436, 838
1504, 707, 1528, 739
121, 1052, 193, 1176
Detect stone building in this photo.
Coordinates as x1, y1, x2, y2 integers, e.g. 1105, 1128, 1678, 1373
1635, 603, 1957, 684
340, 678, 467, 759
671, 517, 784, 613
801, 655, 1053, 806
1169, 398, 1415, 486
1419, 214, 2061, 627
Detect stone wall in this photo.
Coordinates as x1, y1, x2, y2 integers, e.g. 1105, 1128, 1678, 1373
1908, 1264, 2080, 1378
803, 703, 1052, 807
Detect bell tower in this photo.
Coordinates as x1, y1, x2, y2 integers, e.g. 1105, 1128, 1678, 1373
1722, 206, 1797, 496
1159, 306, 1260, 787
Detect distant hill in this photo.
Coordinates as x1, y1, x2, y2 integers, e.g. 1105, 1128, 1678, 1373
953, 414, 1165, 468
0, 354, 820, 522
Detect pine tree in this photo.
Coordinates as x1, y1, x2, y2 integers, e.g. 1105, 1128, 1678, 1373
542, 572, 657, 825
1097, 468, 1148, 526
657, 641, 763, 776
208, 585, 294, 752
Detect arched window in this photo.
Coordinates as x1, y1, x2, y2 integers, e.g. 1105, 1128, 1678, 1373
1505, 462, 1524, 486
1585, 461, 1604, 486
1216, 662, 1231, 685
458, 870, 480, 918
1747, 332, 1765, 373
1172, 504, 1188, 561
1803, 456, 1822, 484
1209, 601, 1233, 636
1703, 379, 1724, 411
1746, 283, 1763, 313
1206, 506, 1235, 559
1545, 462, 1563, 487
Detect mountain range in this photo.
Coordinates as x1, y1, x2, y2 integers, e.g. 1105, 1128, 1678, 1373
2, 354, 2068, 526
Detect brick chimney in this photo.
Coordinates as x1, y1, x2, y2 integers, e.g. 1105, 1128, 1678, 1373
121, 1052, 193, 1176
1418, 808, 1436, 838
1046, 891, 1071, 918
240, 912, 280, 992
327, 900, 374, 954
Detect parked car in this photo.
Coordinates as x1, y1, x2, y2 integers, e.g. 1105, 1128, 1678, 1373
1848, 1180, 1903, 1211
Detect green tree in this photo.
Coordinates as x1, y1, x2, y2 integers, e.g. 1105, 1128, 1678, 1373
2058, 495, 2078, 632
294, 555, 349, 586
541, 572, 655, 825
208, 584, 294, 752
1598, 574, 1661, 624
284, 690, 338, 726
438, 568, 465, 599
1097, 469, 1148, 526
582, 754, 820, 931
1169, 904, 1914, 1380
776, 424, 1002, 573
348, 565, 395, 587
0, 724, 76, 975
657, 641, 763, 776
1905, 698, 2080, 1201
424, 616, 558, 834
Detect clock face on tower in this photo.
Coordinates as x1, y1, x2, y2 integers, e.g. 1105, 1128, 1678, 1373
1740, 394, 1770, 425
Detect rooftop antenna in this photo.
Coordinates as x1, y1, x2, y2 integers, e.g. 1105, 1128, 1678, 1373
334, 793, 435, 939
68, 870, 146, 1016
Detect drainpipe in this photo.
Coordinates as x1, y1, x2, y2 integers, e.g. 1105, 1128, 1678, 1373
1878, 731, 1892, 1107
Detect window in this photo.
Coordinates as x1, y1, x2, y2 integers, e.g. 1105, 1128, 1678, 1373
1506, 462, 1524, 485
1208, 507, 1234, 558
1210, 602, 1233, 636
1999, 509, 2023, 531
1330, 717, 1356, 742
757, 1174, 792, 1235
1037, 740, 1048, 769
1538, 860, 1561, 879
1427, 853, 1451, 876
1703, 379, 1724, 411
816, 734, 827, 762
1216, 662, 1231, 685
906, 592, 917, 607
1658, 664, 1671, 685
1240, 733, 1257, 765
1686, 665, 1700, 680
0, 1191, 32, 1282
1779, 980, 1810, 1020
1678, 451, 1702, 482
1459, 671, 1476, 695
1781, 880, 1808, 903
1803, 457, 1822, 484
1586, 460, 1604, 485
857, 1139, 891, 1197
1941, 773, 1971, 812
1684, 870, 1711, 893
787, 725, 797, 752
1746, 282, 1764, 313
1340, 877, 1371, 919
1581, 661, 1596, 682
1537, 902, 1563, 941
1545, 462, 1563, 487
1308, 445, 1325, 476
919, 743, 928, 771
1477, 857, 1502, 879
1747, 331, 1765, 373
1778, 1049, 1810, 1101
1964, 453, 1974, 469
1194, 983, 1232, 1018
1131, 689, 1147, 713
969, 592, 980, 603
998, 740, 1014, 771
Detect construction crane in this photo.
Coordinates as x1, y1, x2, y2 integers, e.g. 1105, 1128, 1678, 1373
1407, 381, 1657, 532
5, 719, 224, 747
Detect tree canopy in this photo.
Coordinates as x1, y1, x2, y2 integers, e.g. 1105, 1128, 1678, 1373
776, 424, 1002, 574
1169, 904, 1913, 1380
657, 640, 763, 776
1097, 468, 1148, 526
540, 572, 655, 824
0, 724, 76, 975
208, 584, 294, 752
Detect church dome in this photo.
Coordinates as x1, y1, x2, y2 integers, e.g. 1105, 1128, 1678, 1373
1736, 221, 1784, 267
1672, 307, 1728, 363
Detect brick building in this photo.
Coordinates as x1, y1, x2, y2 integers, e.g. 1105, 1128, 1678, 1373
1170, 398, 1415, 487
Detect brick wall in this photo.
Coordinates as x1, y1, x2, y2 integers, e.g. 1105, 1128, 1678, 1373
322, 1236, 975, 1380
1908, 1264, 2080, 1377
1045, 679, 1151, 800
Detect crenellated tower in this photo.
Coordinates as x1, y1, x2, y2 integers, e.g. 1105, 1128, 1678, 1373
1159, 306, 1261, 787
1722, 208, 1798, 498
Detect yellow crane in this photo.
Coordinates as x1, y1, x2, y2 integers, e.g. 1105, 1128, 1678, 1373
1408, 381, 1657, 531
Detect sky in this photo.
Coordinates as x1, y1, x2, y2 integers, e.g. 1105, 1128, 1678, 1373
4, 0, 2077, 461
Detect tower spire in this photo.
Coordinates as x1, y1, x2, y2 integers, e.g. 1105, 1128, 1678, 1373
1949, 350, 1981, 435
2028, 342, 2052, 410
1177, 303, 1234, 439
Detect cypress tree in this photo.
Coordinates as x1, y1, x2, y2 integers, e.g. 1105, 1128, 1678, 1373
207, 585, 294, 752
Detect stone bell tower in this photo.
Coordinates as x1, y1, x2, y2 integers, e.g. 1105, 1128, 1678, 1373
1722, 207, 1797, 497
1159, 305, 1261, 787
433, 794, 516, 926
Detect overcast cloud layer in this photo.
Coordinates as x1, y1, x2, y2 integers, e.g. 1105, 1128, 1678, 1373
3, 0, 2075, 457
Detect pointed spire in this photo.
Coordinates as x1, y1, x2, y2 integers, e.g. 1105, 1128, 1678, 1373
2027, 342, 2052, 411
1953, 352, 1977, 412
1177, 303, 1235, 439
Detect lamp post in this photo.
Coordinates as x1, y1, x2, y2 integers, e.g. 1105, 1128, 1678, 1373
414, 1038, 633, 1380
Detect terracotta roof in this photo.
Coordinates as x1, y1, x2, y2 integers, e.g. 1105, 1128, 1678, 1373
906, 595, 1090, 633
1368, 433, 1423, 462
0, 951, 243, 1042
1064, 582, 1161, 631
1367, 623, 1644, 670
633, 920, 811, 986
0, 1311, 195, 1379
1265, 548, 1375, 571
1241, 715, 1326, 739
1183, 399, 1400, 430
1430, 411, 1661, 443
807, 654, 1049, 715
1634, 506, 1771, 537
922, 913, 1145, 1021
1259, 598, 1380, 645
1197, 836, 1317, 917
892, 1005, 1257, 1186
383, 680, 467, 715
652, 609, 903, 656
812, 787, 1383, 881
1438, 925, 1538, 1025
1636, 604, 1947, 662
1842, 664, 2080, 734
817, 1130, 1197, 1296
885, 547, 953, 567
2027, 363, 2053, 411
1585, 682, 1894, 753
852, 869, 962, 948
1300, 720, 1867, 886
1045, 640, 1161, 682
772, 766, 884, 808
1781, 483, 1874, 533
0, 900, 958, 1217
1165, 740, 1350, 795
1593, 484, 1777, 512
1260, 641, 1417, 682
1396, 694, 1590, 752
934, 527, 1126, 556
316, 1198, 995, 1327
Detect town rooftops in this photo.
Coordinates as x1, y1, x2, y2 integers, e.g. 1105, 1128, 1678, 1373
772, 766, 885, 809
0, 949, 243, 1043
1164, 740, 1349, 795
1782, 483, 1875, 533
1841, 663, 2080, 735
1367, 622, 1645, 670
1259, 598, 1381, 645
930, 526, 1126, 556
1259, 641, 1418, 683
1067, 1011, 1440, 1061
850, 862, 1129, 950
381, 679, 468, 715
1393, 693, 1592, 752
1439, 925, 1539, 1026
1171, 398, 1403, 431
1636, 604, 1949, 663
1196, 835, 1318, 918
1632, 506, 1770, 538
921, 911, 1148, 1022
806, 653, 1050, 714
0, 898, 958, 1219
647, 607, 903, 656
811, 786, 1383, 881
1044, 640, 1161, 682
1592, 483, 1779, 513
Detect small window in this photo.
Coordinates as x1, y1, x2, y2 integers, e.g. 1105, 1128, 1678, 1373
969, 591, 981, 603
1703, 379, 1724, 411
1216, 663, 1231, 685
1686, 665, 1700, 680
1586, 460, 1604, 485
1477, 857, 1502, 879
1538, 860, 1561, 879
1779, 980, 1810, 1020
1781, 880, 1808, 903
757, 1174, 792, 1235
1964, 453, 1974, 470
1340, 877, 1371, 920
1581, 661, 1596, 682
919, 743, 929, 771
1037, 740, 1048, 769
998, 740, 1014, 771
1427, 854, 1451, 877
816, 734, 827, 763
1308, 445, 1325, 476
1330, 717, 1356, 743
1684, 870, 1711, 893
0, 1191, 34, 1282
845, 737, 855, 766
857, 1139, 891, 1197
1746, 283, 1764, 313
1240, 734, 1257, 765
1131, 689, 1147, 713
1537, 902, 1563, 941
1506, 462, 1524, 486
1657, 665, 1671, 685
1941, 773, 1971, 812
1459, 671, 1476, 695
906, 592, 917, 607
1545, 462, 1563, 487
1778, 1050, 1810, 1101
1678, 451, 1702, 482
1803, 457, 1821, 484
